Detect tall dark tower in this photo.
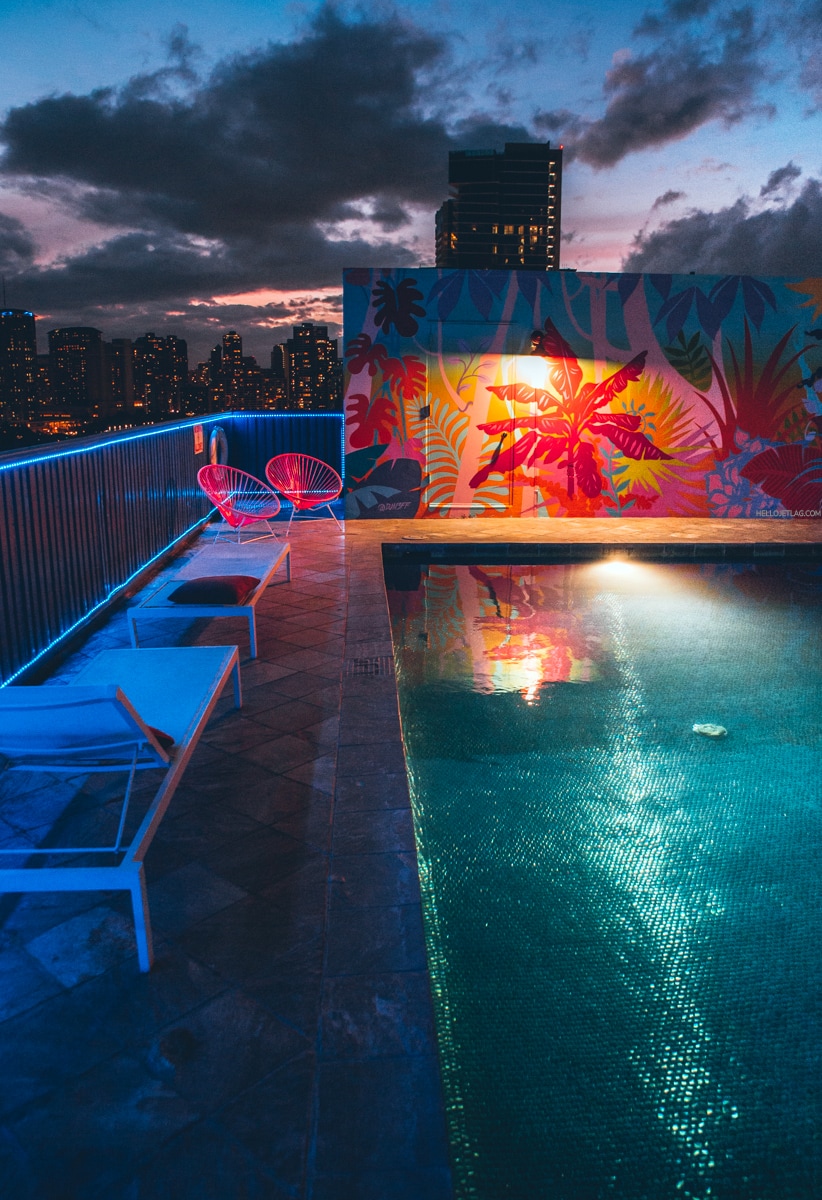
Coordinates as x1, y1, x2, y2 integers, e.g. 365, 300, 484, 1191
133, 333, 188, 419
435, 142, 562, 270
106, 338, 135, 417
48, 327, 106, 417
0, 309, 37, 424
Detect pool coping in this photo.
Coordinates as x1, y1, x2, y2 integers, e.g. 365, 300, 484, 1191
383, 540, 822, 563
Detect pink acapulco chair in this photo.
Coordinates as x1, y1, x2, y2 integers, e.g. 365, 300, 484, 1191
197, 464, 282, 541
265, 453, 343, 534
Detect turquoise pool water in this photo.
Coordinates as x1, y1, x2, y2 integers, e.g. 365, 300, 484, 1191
387, 557, 822, 1200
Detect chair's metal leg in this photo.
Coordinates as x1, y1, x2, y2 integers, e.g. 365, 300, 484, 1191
326, 504, 343, 530
130, 866, 154, 972
286, 507, 295, 535
128, 615, 140, 647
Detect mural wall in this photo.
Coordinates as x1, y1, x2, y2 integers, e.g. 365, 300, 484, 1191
342, 268, 822, 518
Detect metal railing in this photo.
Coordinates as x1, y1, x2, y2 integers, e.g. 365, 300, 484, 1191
0, 412, 344, 685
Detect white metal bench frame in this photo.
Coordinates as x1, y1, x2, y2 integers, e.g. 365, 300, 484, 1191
127, 540, 291, 658
0, 646, 241, 972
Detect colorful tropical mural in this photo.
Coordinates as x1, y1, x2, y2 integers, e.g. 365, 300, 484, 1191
343, 268, 822, 518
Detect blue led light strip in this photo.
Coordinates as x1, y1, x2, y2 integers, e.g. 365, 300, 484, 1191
0, 417, 207, 472
0, 411, 345, 474
0, 513, 213, 688
0, 411, 346, 685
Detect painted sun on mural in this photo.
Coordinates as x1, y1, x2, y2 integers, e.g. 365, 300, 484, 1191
342, 268, 822, 519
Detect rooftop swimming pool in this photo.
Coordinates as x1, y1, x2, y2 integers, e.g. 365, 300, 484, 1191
386, 553, 822, 1200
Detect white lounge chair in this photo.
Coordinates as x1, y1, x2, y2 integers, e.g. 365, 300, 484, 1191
127, 540, 291, 658
0, 645, 241, 971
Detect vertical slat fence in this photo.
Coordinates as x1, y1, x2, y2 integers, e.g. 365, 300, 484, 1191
0, 413, 344, 685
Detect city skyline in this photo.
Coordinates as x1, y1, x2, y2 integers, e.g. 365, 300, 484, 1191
0, 310, 342, 446
1, 0, 821, 360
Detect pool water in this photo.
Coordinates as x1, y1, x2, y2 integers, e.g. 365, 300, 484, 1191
387, 558, 822, 1200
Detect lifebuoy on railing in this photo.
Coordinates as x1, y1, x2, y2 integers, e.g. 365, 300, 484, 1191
208, 426, 229, 465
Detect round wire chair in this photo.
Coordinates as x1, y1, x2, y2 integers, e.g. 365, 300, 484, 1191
265, 454, 343, 533
197, 465, 281, 541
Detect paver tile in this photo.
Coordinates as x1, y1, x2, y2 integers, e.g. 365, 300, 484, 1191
314, 1057, 450, 1173
148, 863, 248, 938
138, 989, 307, 1110
284, 753, 336, 795
216, 1051, 314, 1189
0, 944, 64, 1022
6, 1051, 199, 1199
111, 1118, 293, 1200
201, 826, 310, 894
332, 809, 415, 856
176, 893, 323, 986
26, 906, 137, 987
320, 971, 437, 1061
241, 732, 326, 774
328, 852, 421, 909
325, 904, 427, 976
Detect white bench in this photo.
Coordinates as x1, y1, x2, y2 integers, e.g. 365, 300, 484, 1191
127, 539, 291, 659
0, 645, 241, 971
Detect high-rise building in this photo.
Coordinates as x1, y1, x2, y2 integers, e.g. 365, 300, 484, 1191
274, 323, 342, 412
435, 142, 562, 270
269, 343, 289, 408
48, 327, 107, 417
133, 333, 188, 419
0, 309, 38, 424
222, 331, 243, 383
106, 338, 135, 418
208, 344, 225, 411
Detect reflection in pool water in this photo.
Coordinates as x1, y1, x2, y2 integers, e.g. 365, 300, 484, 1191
387, 559, 822, 1200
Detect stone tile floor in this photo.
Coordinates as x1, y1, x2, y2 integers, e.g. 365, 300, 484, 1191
1, 516, 820, 1199
0, 519, 451, 1200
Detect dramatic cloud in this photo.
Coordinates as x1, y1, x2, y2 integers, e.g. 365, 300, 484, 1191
782, 0, 822, 108
1, 10, 454, 238
0, 5, 527, 329
623, 176, 822, 273
572, 7, 765, 167
0, 212, 35, 274
652, 189, 686, 208
760, 161, 802, 196
634, 0, 721, 36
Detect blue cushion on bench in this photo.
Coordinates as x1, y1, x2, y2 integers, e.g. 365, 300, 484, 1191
168, 575, 260, 605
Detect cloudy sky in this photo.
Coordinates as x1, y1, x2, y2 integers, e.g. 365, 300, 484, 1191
1, 0, 821, 362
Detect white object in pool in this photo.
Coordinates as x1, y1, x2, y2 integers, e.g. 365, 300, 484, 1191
693, 723, 727, 738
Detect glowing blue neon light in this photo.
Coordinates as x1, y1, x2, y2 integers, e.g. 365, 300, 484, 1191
0, 411, 345, 684
0, 411, 345, 474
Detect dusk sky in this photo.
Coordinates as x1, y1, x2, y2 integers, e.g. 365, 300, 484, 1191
1, 0, 821, 362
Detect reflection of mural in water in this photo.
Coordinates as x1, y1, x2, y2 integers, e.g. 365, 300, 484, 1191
344, 268, 822, 518
388, 563, 609, 700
